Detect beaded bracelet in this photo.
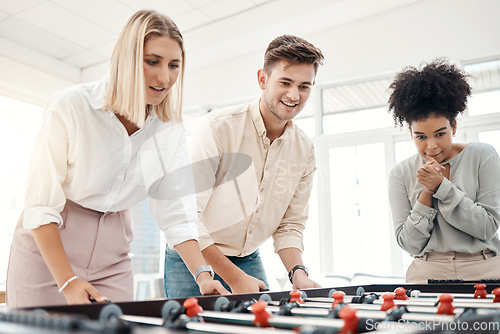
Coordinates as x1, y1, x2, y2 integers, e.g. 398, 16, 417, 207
58, 275, 79, 293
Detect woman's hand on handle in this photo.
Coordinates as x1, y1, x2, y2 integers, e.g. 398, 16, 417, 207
61, 278, 109, 305
31, 223, 105, 305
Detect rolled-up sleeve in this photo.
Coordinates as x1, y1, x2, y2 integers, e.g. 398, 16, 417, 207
149, 127, 199, 248
187, 118, 222, 250
23, 95, 70, 230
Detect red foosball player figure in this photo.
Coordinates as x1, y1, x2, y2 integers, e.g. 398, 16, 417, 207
394, 287, 409, 300
380, 293, 395, 311
338, 305, 359, 334
289, 290, 304, 304
251, 301, 272, 328
474, 283, 488, 299
331, 291, 346, 308
492, 288, 500, 303
436, 294, 455, 315
184, 297, 203, 318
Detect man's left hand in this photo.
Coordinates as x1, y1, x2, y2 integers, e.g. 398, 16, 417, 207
292, 270, 321, 290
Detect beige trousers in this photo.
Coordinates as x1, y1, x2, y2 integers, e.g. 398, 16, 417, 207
6, 200, 134, 308
406, 249, 500, 283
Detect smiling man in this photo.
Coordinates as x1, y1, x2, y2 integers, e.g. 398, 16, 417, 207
163, 35, 324, 297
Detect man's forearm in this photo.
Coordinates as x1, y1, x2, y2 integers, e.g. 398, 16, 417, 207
202, 244, 245, 285
277, 247, 304, 272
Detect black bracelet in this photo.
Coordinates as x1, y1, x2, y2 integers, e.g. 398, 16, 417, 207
288, 265, 308, 284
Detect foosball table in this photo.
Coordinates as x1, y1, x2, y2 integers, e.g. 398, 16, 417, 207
2, 282, 500, 333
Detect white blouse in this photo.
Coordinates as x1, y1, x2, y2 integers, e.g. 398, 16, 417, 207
22, 78, 198, 248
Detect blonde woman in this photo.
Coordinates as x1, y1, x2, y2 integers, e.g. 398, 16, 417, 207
6, 10, 228, 308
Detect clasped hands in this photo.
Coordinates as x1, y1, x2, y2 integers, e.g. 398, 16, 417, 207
417, 157, 446, 193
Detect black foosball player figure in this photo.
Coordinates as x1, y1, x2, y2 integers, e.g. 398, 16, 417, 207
387, 58, 500, 283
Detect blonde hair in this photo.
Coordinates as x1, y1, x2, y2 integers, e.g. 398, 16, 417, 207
105, 10, 185, 127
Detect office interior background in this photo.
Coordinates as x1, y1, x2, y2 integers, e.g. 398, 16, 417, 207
1, 0, 499, 299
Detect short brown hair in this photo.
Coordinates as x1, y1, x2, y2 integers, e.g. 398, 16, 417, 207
263, 35, 324, 74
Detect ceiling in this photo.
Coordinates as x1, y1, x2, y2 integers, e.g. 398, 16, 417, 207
0, 0, 276, 70
0, 0, 422, 83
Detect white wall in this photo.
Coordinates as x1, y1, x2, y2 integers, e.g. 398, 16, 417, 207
0, 37, 79, 106
315, 0, 499, 84
183, 0, 500, 108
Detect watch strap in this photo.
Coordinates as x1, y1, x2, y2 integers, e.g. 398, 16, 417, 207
288, 264, 308, 284
193, 265, 214, 282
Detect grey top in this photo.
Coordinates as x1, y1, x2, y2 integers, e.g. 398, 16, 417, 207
388, 142, 500, 257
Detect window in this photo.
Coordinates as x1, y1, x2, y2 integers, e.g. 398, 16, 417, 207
479, 130, 500, 153
311, 59, 500, 280
0, 95, 42, 285
468, 90, 500, 117
0, 95, 165, 299
323, 107, 393, 135
321, 77, 393, 135
329, 143, 392, 276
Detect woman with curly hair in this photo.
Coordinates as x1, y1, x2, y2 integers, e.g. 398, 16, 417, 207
388, 58, 500, 283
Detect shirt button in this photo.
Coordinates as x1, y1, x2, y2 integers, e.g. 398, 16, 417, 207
260, 188, 264, 192
255, 209, 260, 214
249, 230, 253, 234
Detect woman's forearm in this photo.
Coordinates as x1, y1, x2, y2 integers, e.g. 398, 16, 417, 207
31, 223, 76, 288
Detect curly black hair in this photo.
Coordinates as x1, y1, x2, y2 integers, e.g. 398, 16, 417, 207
388, 58, 471, 127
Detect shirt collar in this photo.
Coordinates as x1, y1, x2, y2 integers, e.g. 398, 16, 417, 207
90, 76, 109, 111
250, 99, 294, 141
250, 100, 266, 138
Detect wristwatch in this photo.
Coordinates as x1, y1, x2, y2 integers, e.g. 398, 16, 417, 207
193, 265, 214, 282
288, 265, 309, 284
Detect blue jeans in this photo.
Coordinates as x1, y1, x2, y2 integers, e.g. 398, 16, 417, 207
164, 247, 269, 298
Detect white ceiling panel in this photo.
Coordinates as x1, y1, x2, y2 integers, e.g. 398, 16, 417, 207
118, 0, 194, 17
0, 0, 432, 90
250, 0, 273, 4
0, 36, 80, 82
186, 0, 218, 7
0, 10, 8, 21
63, 50, 107, 69
16, 2, 115, 49
174, 9, 212, 32
182, 0, 333, 64
51, 0, 135, 34
0, 17, 84, 59
92, 41, 117, 59
0, 0, 43, 15
199, 0, 255, 20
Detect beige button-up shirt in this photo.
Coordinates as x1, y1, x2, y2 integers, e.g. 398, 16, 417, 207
188, 100, 316, 256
